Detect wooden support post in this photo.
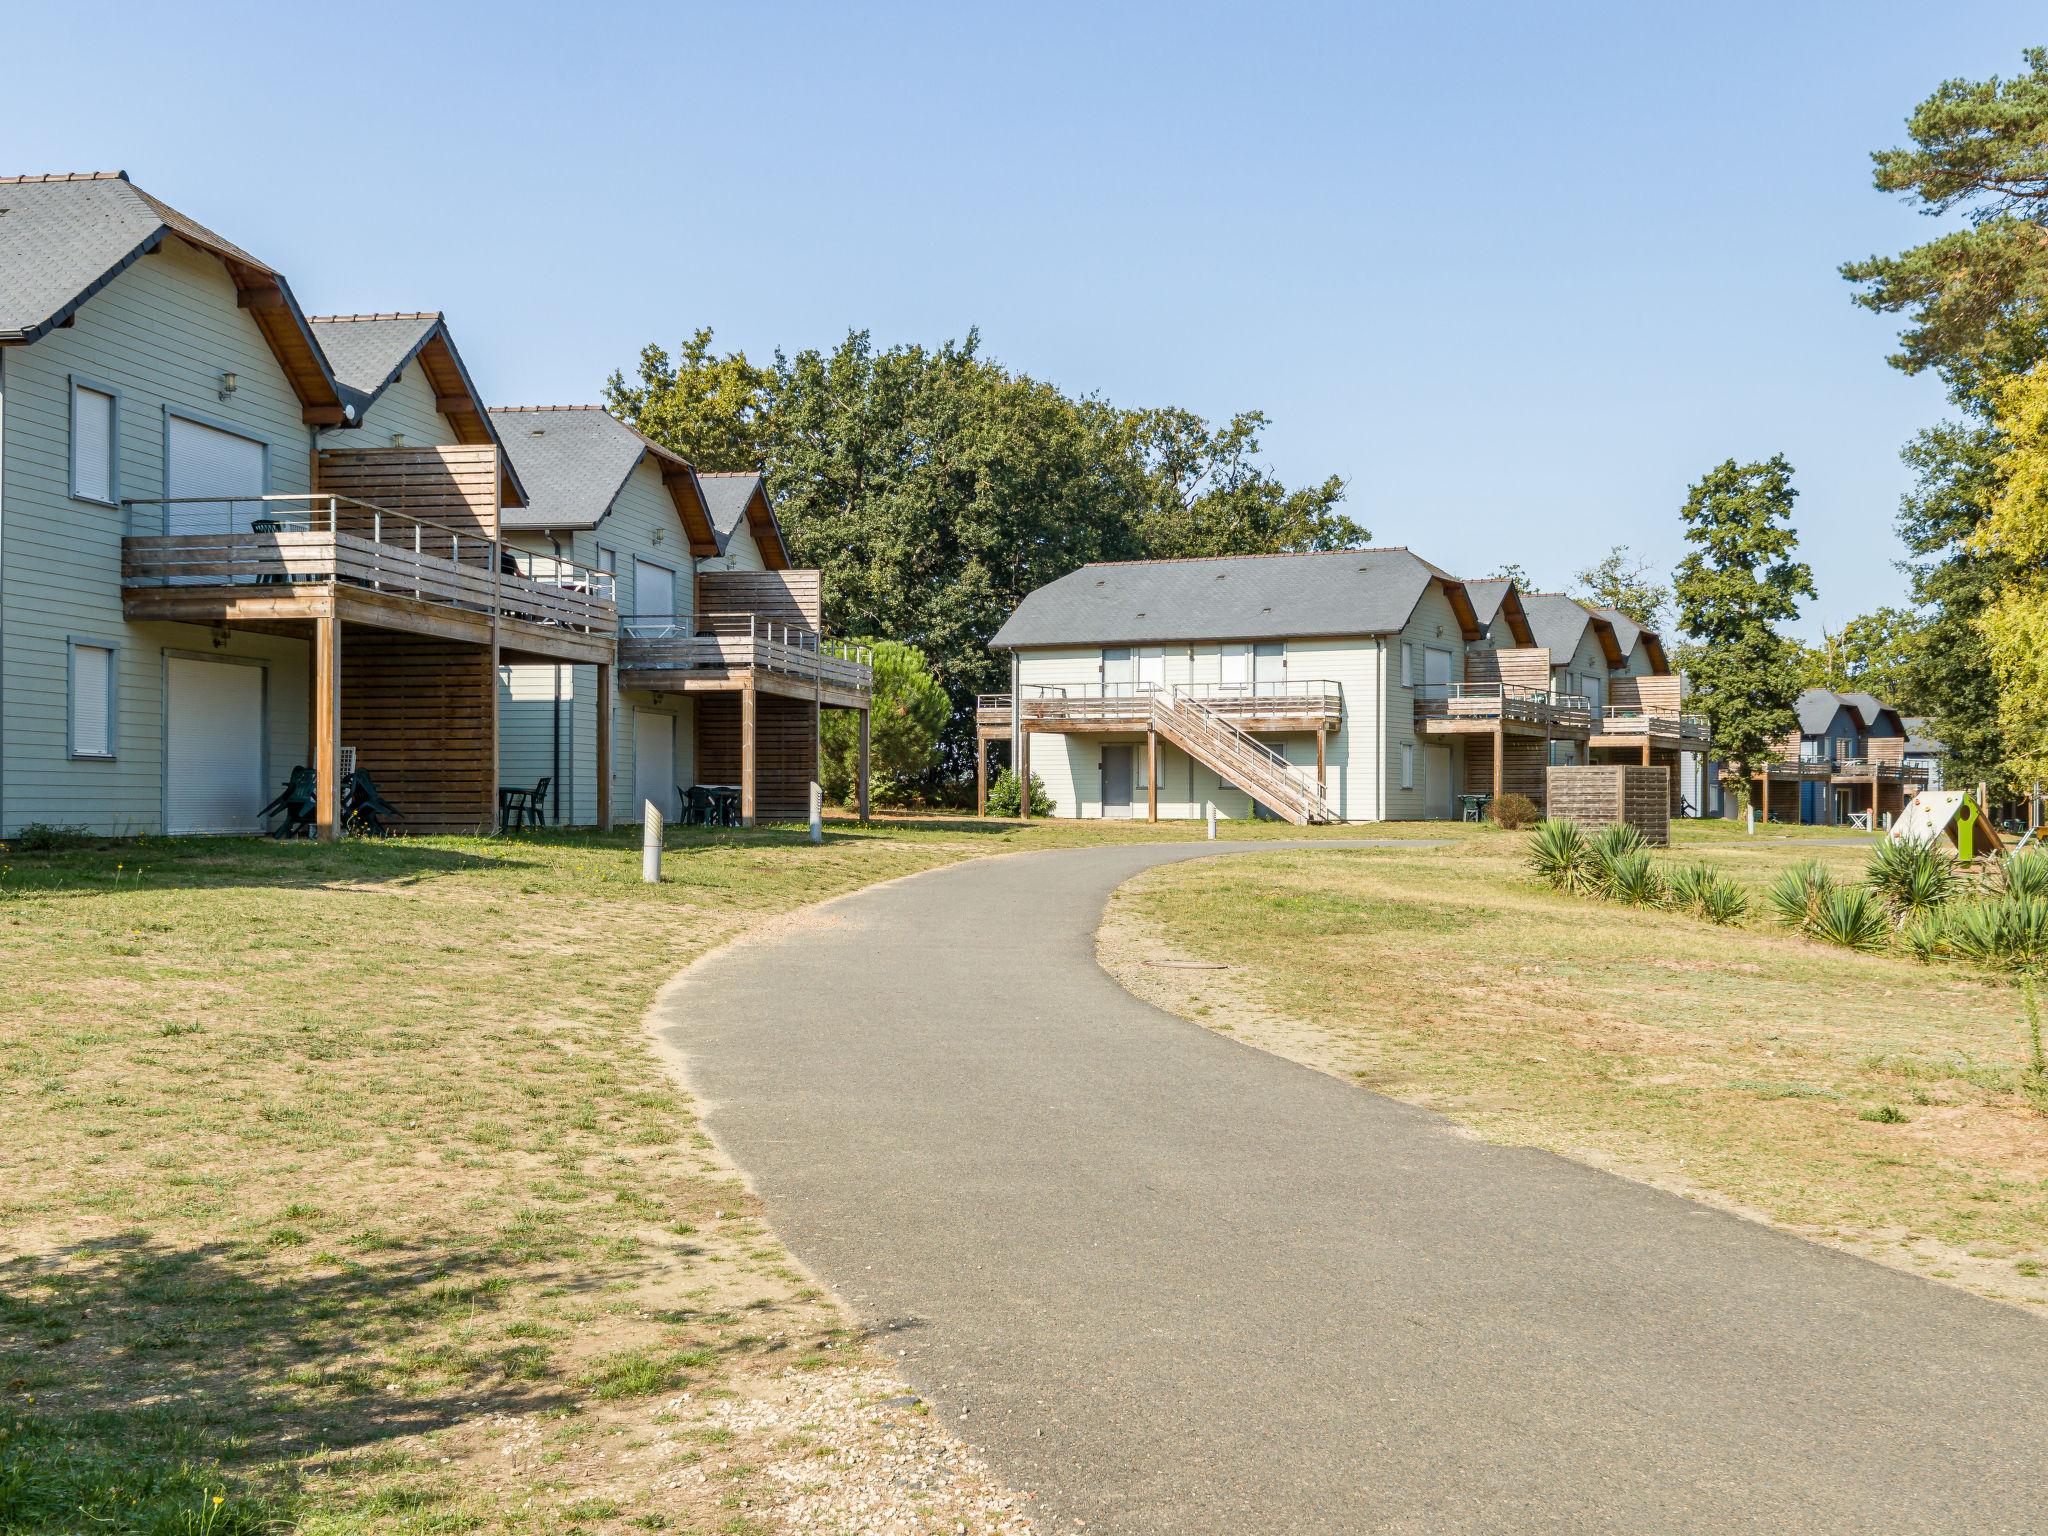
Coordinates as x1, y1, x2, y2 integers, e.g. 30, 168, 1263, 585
1315, 729, 1327, 797
976, 735, 988, 817
1146, 728, 1159, 823
1492, 725, 1504, 803
595, 661, 613, 829
1760, 763, 1769, 824
1018, 722, 1032, 820
486, 638, 502, 832
740, 678, 758, 827
314, 614, 341, 841
857, 707, 871, 826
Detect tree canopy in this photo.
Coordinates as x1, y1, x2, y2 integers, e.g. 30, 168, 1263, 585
607, 327, 1362, 782
1975, 366, 2048, 787
1572, 545, 1670, 630
1672, 457, 1816, 783
1794, 607, 1929, 709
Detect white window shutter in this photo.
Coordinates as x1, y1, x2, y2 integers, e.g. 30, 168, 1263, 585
74, 387, 115, 502
73, 645, 112, 756
1400, 743, 1414, 791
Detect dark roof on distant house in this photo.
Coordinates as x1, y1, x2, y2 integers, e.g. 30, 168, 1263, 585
1795, 687, 1906, 738
0, 171, 345, 421
1902, 717, 1946, 756
1459, 579, 1536, 646
1519, 592, 1624, 668
697, 472, 791, 570
311, 312, 525, 507
990, 549, 1480, 649
487, 406, 715, 552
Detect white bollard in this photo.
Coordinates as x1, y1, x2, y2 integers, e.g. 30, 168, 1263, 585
810, 781, 823, 845
642, 800, 664, 883
1206, 803, 1217, 841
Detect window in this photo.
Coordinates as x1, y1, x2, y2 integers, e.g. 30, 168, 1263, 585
1253, 642, 1286, 689
1220, 643, 1251, 691
1400, 743, 1414, 790
69, 640, 116, 758
1400, 643, 1414, 688
70, 379, 118, 505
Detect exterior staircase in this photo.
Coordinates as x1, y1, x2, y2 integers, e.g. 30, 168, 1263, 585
1149, 688, 1335, 825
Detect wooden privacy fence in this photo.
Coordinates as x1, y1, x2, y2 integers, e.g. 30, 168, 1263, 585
1546, 765, 1671, 845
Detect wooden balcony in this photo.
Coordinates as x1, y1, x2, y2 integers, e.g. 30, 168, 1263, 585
977, 680, 1341, 738
1590, 708, 1712, 750
1415, 683, 1593, 738
618, 614, 873, 709
121, 494, 616, 666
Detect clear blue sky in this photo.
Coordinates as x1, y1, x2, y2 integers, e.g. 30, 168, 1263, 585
7, 1, 2039, 638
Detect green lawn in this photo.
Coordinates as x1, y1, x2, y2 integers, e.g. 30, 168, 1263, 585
0, 812, 1438, 1536
1103, 823, 2048, 1309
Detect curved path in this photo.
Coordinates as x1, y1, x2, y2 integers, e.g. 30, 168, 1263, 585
656, 840, 2048, 1534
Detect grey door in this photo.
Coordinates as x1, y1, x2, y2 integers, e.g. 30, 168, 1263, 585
1103, 744, 1135, 818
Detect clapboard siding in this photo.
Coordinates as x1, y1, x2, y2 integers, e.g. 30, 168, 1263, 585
340, 631, 494, 834
0, 234, 315, 835
328, 361, 459, 453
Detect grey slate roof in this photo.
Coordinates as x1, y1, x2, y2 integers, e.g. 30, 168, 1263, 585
1463, 579, 1511, 631
989, 549, 1452, 649
697, 471, 790, 565
490, 408, 649, 531
1794, 688, 1904, 737
1589, 605, 1644, 658
309, 313, 440, 421
1518, 592, 1597, 661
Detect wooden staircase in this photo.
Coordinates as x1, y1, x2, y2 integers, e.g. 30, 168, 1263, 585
1149, 689, 1335, 825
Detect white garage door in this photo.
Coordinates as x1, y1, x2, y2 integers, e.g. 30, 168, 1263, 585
634, 710, 675, 821
166, 658, 265, 833
166, 415, 267, 536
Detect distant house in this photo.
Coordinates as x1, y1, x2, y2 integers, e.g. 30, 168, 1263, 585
1727, 687, 1929, 826
981, 551, 1711, 824
1902, 717, 1946, 792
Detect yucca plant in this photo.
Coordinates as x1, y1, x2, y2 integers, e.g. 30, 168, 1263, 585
1585, 823, 1648, 894
1665, 862, 1748, 924
2003, 849, 2048, 902
1866, 836, 1958, 917
1806, 885, 1892, 953
1605, 848, 1667, 907
1944, 895, 2048, 970
1903, 909, 1951, 964
1527, 818, 1592, 893
1767, 860, 1834, 929
1668, 861, 1714, 909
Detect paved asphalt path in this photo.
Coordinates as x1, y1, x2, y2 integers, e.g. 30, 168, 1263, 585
656, 840, 2048, 1534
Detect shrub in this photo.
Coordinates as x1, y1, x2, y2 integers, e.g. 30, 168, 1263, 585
1670, 862, 1749, 925
1767, 860, 1834, 928
2003, 849, 2048, 902
1527, 818, 1593, 892
985, 767, 1053, 818
1867, 836, 1959, 916
1605, 849, 1667, 907
1806, 886, 1892, 953
1489, 792, 1540, 830
12, 822, 94, 853
1858, 1104, 1909, 1124
1942, 895, 2048, 970
1585, 823, 1648, 895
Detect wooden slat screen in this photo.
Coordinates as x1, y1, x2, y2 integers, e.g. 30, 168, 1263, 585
317, 445, 502, 538
1467, 647, 1550, 692
1610, 675, 1682, 713
696, 570, 822, 630
340, 630, 495, 833
694, 692, 818, 821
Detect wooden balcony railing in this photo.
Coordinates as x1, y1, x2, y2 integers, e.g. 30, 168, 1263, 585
1416, 682, 1591, 730
1596, 708, 1712, 743
121, 495, 617, 635
620, 612, 873, 695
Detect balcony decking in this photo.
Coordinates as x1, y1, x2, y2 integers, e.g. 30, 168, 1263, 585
619, 614, 873, 709
1589, 708, 1712, 753
1414, 684, 1594, 737
122, 494, 616, 665
976, 680, 1341, 738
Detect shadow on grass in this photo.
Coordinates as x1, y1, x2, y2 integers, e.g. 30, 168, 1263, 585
0, 1233, 578, 1532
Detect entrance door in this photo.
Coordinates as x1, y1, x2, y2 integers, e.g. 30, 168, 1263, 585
1102, 647, 1134, 697
166, 415, 266, 537
165, 657, 265, 833
1425, 745, 1454, 819
1102, 744, 1135, 818
634, 710, 675, 820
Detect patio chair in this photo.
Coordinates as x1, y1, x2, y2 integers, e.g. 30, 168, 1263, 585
499, 776, 551, 831
260, 765, 317, 838
681, 784, 716, 827
251, 518, 287, 584
341, 770, 403, 838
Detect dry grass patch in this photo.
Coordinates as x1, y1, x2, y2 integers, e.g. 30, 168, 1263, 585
1102, 829, 2048, 1309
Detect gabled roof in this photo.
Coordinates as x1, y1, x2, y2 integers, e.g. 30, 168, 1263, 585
1585, 605, 1671, 674
488, 406, 715, 553
990, 548, 1480, 650
1459, 579, 1536, 646
0, 171, 346, 424
697, 472, 792, 571
1794, 688, 1907, 738
1902, 717, 1946, 755
311, 312, 524, 507
1518, 592, 1624, 668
